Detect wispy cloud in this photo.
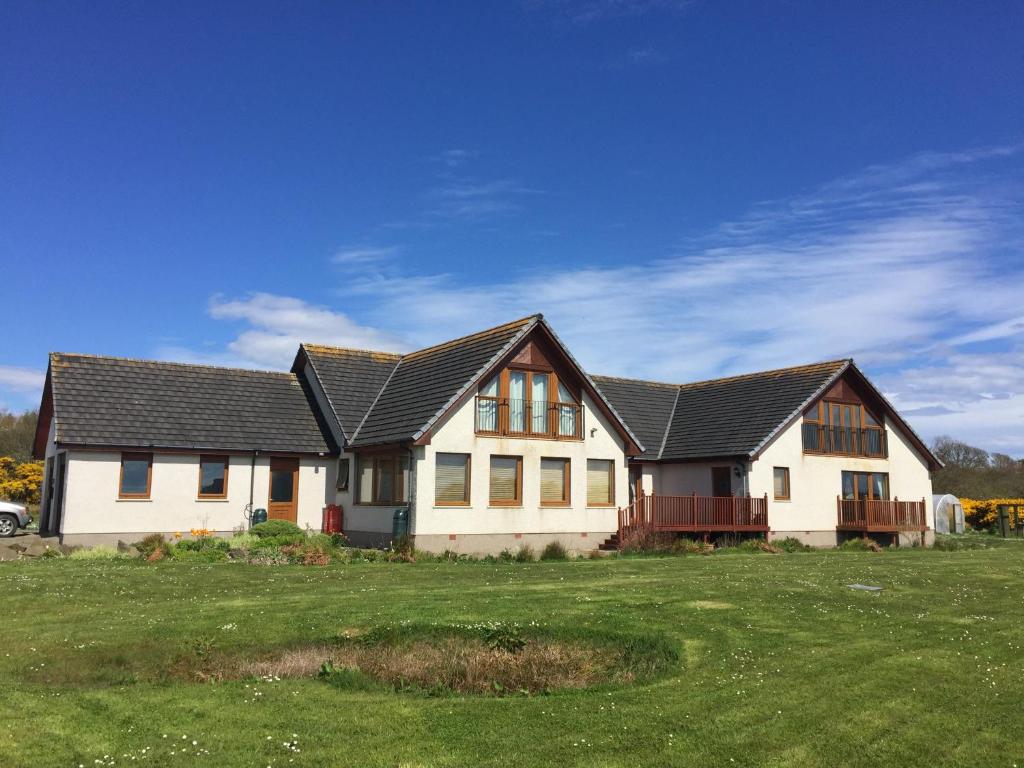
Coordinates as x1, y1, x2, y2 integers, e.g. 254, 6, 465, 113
330, 245, 401, 266
0, 365, 46, 414
433, 149, 479, 168
426, 178, 544, 220
183, 145, 1024, 452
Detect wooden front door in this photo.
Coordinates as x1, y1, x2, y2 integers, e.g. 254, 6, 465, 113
711, 466, 732, 497
268, 457, 299, 522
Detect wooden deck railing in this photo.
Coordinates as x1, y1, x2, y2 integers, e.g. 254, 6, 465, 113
836, 497, 928, 531
618, 492, 769, 536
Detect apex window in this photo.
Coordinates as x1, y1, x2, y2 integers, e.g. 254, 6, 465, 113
475, 368, 582, 439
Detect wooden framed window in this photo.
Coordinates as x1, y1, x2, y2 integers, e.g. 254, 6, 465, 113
119, 452, 152, 499
475, 365, 583, 440
435, 453, 471, 506
586, 459, 615, 506
841, 471, 889, 501
357, 454, 409, 505
540, 457, 570, 506
198, 455, 229, 498
489, 455, 522, 506
803, 400, 886, 457
337, 456, 350, 491
773, 467, 790, 500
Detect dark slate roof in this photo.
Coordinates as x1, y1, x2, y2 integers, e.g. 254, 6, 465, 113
594, 360, 848, 461
48, 353, 336, 454
348, 316, 539, 447
298, 345, 401, 442
590, 376, 678, 460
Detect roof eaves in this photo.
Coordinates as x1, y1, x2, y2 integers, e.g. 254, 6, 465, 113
410, 316, 541, 442
300, 344, 350, 443
656, 386, 682, 460
348, 355, 404, 444
747, 359, 851, 459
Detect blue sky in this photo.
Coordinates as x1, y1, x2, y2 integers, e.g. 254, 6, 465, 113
2, 1, 1023, 454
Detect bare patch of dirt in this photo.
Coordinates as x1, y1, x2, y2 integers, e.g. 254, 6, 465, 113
686, 600, 735, 609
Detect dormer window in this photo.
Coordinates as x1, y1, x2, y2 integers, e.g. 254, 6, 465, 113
475, 367, 583, 439
802, 401, 887, 458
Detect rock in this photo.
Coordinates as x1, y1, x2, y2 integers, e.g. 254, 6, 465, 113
23, 540, 53, 557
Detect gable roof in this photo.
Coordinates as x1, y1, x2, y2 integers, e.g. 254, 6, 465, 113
593, 359, 941, 469
302, 315, 642, 452
662, 360, 847, 461
293, 345, 401, 443
595, 360, 847, 461
38, 353, 336, 455
589, 376, 679, 460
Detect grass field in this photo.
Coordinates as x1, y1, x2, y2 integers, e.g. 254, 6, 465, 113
2, 548, 1023, 767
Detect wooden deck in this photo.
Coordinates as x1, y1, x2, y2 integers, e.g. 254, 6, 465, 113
836, 497, 928, 532
618, 492, 769, 536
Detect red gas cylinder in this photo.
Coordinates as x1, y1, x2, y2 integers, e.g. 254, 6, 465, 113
322, 504, 343, 534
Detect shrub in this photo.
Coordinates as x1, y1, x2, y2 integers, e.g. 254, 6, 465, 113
281, 542, 332, 566
838, 537, 883, 552
618, 528, 676, 554
246, 547, 290, 565
175, 537, 230, 553
724, 538, 782, 554
514, 544, 535, 563
482, 624, 526, 654
251, 520, 305, 539
773, 536, 812, 552
227, 532, 258, 550
498, 548, 516, 563
251, 533, 306, 549
671, 538, 714, 555
68, 546, 125, 560
539, 541, 569, 561
932, 534, 991, 551
134, 533, 171, 559
330, 532, 350, 548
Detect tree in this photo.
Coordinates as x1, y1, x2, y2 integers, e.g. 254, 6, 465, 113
0, 410, 38, 463
932, 435, 990, 470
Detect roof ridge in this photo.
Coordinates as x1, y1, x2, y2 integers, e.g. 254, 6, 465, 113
590, 372, 681, 389
300, 343, 402, 359
50, 351, 298, 379
401, 314, 541, 361
657, 386, 681, 460
408, 317, 541, 442
677, 359, 851, 390
349, 356, 404, 444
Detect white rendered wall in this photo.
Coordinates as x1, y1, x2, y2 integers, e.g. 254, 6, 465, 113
413, 391, 629, 536
58, 451, 331, 535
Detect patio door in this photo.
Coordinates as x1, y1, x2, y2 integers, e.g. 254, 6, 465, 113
711, 466, 732, 497
268, 457, 299, 522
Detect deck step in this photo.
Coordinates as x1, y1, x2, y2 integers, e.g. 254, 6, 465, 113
598, 533, 620, 551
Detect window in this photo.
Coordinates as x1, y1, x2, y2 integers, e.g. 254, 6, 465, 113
119, 452, 152, 498
803, 400, 886, 457
357, 454, 409, 504
337, 457, 350, 491
540, 458, 570, 505
489, 455, 522, 506
586, 459, 615, 506
435, 453, 470, 505
198, 455, 229, 498
773, 467, 790, 500
841, 471, 889, 501
475, 367, 582, 439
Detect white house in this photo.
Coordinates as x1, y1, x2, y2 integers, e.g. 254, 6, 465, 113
34, 314, 939, 551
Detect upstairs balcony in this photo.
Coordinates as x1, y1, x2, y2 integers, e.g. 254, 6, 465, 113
802, 424, 887, 458
475, 396, 584, 440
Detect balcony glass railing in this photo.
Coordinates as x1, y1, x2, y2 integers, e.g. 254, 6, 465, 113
475, 397, 583, 439
802, 424, 887, 458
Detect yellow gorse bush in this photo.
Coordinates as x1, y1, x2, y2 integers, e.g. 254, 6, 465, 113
0, 456, 44, 504
961, 498, 1024, 528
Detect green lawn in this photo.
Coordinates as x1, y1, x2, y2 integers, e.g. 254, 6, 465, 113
2, 548, 1023, 767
